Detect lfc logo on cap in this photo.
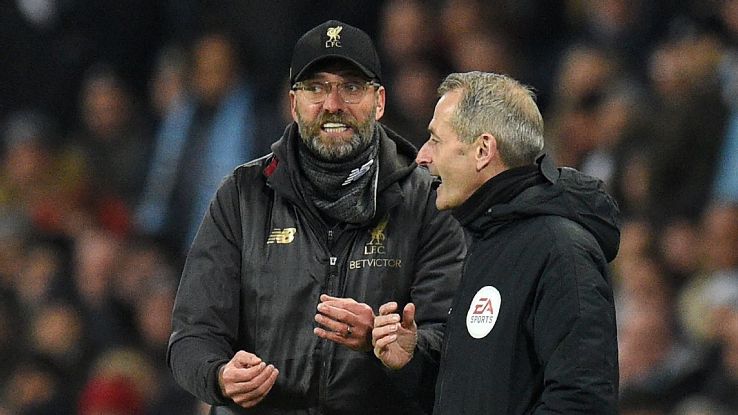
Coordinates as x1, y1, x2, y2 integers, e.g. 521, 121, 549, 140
326, 26, 342, 48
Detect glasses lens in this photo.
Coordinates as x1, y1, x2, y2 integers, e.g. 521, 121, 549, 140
299, 81, 372, 104
339, 82, 365, 104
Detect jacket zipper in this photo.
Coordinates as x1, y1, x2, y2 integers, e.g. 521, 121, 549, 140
319, 228, 337, 414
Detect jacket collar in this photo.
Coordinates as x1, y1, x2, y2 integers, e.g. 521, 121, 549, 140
265, 122, 415, 227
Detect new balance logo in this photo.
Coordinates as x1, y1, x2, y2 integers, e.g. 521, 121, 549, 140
343, 159, 374, 186
267, 228, 296, 244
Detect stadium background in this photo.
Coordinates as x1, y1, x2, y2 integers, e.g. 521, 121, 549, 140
1, 0, 737, 413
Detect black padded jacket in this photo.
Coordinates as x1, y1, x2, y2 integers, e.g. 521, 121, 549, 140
433, 155, 620, 415
167, 123, 465, 414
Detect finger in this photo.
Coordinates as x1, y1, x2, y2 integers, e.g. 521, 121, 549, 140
373, 313, 400, 328
235, 365, 278, 408
402, 303, 416, 330
229, 362, 267, 384
242, 368, 279, 408
374, 333, 398, 349
314, 312, 349, 335
314, 326, 350, 345
320, 294, 356, 304
239, 362, 267, 383
232, 351, 262, 368
372, 322, 398, 340
378, 302, 398, 315
319, 298, 374, 315
316, 303, 355, 325
243, 364, 277, 394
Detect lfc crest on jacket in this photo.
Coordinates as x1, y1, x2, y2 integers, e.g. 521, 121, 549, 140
349, 215, 402, 269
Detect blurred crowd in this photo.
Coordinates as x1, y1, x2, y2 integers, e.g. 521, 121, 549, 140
1, 0, 737, 414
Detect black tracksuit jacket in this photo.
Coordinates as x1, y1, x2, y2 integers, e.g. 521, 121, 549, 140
433, 155, 620, 414
167, 123, 465, 414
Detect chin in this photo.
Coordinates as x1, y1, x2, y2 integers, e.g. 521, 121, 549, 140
435, 198, 452, 211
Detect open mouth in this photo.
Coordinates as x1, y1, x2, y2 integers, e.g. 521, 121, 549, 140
417, 165, 442, 189
431, 176, 442, 190
322, 122, 351, 133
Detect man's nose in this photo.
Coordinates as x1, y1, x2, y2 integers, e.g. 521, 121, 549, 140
321, 87, 345, 112
416, 141, 431, 166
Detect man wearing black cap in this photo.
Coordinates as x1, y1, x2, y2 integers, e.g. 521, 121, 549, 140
167, 20, 465, 414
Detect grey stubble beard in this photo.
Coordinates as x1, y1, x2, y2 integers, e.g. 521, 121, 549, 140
296, 105, 377, 161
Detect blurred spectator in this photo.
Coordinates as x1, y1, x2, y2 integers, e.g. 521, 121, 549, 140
148, 45, 189, 122
617, 302, 705, 411
614, 255, 671, 316
13, 238, 71, 312
71, 227, 132, 353
656, 218, 702, 288
579, 82, 649, 187
78, 376, 144, 415
381, 60, 442, 148
438, 0, 487, 54
135, 31, 260, 254
645, 28, 728, 224
78, 346, 199, 415
1, 359, 73, 415
69, 65, 153, 221
678, 202, 738, 346
109, 235, 176, 315
447, 30, 520, 77
545, 43, 622, 168
133, 276, 199, 414
24, 301, 91, 403
379, 0, 441, 74
566, 0, 670, 79
0, 110, 90, 237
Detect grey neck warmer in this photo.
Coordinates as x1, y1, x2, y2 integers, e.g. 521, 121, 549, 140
298, 132, 380, 224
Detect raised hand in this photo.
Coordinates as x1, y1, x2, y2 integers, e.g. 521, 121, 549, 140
372, 301, 417, 369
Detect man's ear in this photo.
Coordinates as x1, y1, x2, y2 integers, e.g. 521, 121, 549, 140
475, 133, 497, 172
374, 85, 386, 120
289, 90, 298, 122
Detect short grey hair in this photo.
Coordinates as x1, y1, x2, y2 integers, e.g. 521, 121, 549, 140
438, 71, 544, 167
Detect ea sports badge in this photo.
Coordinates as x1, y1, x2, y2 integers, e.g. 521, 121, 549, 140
466, 286, 501, 339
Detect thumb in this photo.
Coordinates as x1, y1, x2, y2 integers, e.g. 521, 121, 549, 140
402, 303, 416, 330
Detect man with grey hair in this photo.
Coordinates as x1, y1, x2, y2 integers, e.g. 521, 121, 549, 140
373, 71, 621, 414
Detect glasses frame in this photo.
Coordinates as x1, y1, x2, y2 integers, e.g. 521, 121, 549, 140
291, 80, 380, 104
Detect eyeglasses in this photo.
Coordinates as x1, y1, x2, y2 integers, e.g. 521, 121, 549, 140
291, 80, 380, 104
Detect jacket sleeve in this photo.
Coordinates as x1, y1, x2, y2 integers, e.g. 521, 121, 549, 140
412, 195, 465, 363
389, 187, 465, 412
531, 221, 619, 414
167, 174, 244, 405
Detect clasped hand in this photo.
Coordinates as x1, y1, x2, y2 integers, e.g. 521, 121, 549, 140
218, 351, 279, 409
314, 294, 375, 351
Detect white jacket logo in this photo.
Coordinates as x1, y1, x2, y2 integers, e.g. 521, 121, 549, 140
466, 286, 501, 339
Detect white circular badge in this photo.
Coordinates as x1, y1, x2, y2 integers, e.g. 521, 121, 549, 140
466, 286, 501, 339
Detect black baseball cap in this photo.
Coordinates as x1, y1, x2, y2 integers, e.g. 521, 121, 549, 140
289, 20, 382, 85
